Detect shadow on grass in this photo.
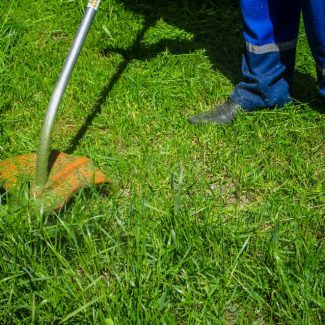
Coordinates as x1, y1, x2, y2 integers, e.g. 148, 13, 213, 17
66, 11, 159, 153
67, 0, 323, 152
293, 71, 325, 114
0, 187, 7, 205
66, 0, 242, 152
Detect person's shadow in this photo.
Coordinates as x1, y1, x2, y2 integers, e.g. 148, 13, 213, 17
67, 0, 243, 152
66, 0, 322, 152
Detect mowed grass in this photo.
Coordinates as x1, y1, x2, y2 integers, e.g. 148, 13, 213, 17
0, 0, 324, 323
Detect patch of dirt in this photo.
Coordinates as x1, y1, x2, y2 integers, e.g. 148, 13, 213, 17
50, 30, 68, 42
208, 177, 259, 209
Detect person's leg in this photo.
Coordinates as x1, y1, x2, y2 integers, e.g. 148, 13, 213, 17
302, 0, 325, 98
189, 0, 301, 125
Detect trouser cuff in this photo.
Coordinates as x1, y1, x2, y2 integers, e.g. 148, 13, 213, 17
230, 42, 296, 111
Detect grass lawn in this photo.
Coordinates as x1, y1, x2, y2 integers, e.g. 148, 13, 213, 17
0, 0, 324, 323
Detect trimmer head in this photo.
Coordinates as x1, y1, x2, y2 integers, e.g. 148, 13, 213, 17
0, 151, 111, 211
0, 1, 108, 211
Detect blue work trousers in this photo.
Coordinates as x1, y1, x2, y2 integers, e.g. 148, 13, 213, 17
230, 0, 325, 110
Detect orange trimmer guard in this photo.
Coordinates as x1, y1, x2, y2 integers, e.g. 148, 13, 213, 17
0, 151, 111, 211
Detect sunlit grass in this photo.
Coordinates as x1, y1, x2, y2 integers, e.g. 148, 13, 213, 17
0, 0, 324, 323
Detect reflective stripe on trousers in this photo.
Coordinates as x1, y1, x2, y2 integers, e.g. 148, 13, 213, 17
230, 0, 325, 109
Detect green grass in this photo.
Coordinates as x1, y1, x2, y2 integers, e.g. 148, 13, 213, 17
0, 0, 324, 323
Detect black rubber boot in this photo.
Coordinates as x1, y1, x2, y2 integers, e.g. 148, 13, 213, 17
188, 99, 241, 125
